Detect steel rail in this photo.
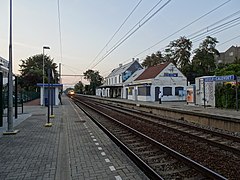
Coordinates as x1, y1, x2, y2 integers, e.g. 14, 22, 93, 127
97, 102, 240, 156
73, 97, 227, 180
73, 99, 163, 180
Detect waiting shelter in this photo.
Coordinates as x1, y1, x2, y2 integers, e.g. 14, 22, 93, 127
37, 83, 63, 106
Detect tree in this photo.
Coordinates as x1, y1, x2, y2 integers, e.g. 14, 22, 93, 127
164, 36, 192, 68
74, 81, 84, 94
83, 69, 103, 95
215, 64, 240, 76
192, 36, 219, 77
141, 51, 165, 68
19, 54, 59, 91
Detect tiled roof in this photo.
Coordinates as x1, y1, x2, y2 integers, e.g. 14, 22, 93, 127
107, 61, 134, 77
135, 62, 170, 81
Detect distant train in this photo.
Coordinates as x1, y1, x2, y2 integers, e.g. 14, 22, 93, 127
67, 90, 75, 97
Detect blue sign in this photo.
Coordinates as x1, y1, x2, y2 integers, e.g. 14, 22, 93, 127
204, 75, 236, 82
164, 73, 178, 77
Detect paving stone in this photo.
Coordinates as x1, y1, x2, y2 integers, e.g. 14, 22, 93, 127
0, 97, 149, 180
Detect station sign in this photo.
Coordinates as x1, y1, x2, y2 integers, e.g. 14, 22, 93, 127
164, 73, 178, 77
204, 75, 236, 82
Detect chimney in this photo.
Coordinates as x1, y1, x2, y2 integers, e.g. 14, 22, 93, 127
132, 58, 135, 62
119, 64, 122, 67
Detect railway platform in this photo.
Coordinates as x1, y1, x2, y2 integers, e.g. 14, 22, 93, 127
0, 96, 148, 180
88, 95, 240, 132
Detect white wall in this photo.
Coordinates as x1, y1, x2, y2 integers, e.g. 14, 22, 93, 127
195, 77, 215, 106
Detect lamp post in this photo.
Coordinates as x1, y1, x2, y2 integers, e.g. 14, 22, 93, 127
3, 0, 18, 134
42, 46, 50, 106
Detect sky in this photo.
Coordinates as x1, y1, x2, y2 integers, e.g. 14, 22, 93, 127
0, 0, 240, 87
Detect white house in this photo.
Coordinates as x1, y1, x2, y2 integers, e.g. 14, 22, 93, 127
124, 62, 187, 102
0, 56, 9, 78
96, 59, 143, 98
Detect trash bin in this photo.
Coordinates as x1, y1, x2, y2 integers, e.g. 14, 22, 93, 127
45, 98, 48, 106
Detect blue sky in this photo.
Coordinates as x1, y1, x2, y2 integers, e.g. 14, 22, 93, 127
0, 0, 240, 86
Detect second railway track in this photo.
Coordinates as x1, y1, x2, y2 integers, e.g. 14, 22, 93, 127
72, 96, 236, 179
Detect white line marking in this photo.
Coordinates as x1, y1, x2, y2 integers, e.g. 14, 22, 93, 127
98, 147, 102, 150
93, 139, 97, 141
109, 166, 116, 171
91, 136, 95, 138
105, 158, 110, 163
101, 152, 106, 156
115, 175, 122, 180
95, 143, 99, 145
90, 133, 93, 135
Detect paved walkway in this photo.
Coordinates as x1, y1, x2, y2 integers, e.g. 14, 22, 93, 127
0, 97, 148, 180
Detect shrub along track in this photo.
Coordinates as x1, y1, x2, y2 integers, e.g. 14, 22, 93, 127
73, 96, 231, 179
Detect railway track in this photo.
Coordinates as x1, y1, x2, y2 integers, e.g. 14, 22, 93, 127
96, 100, 240, 156
73, 96, 228, 179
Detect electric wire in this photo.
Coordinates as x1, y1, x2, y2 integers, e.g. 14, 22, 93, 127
188, 9, 240, 38
192, 21, 240, 43
86, 0, 143, 70
190, 16, 240, 40
90, 0, 164, 69
128, 0, 232, 62
118, 0, 232, 65
91, 0, 171, 69
218, 34, 240, 47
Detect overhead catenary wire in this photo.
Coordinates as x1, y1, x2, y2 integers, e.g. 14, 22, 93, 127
127, 0, 232, 62
188, 9, 240, 38
192, 21, 240, 43
91, 0, 171, 69
90, 0, 165, 69
217, 34, 240, 47
117, 0, 232, 66
190, 16, 240, 40
86, 0, 143, 70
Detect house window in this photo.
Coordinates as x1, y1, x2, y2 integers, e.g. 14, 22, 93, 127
138, 86, 151, 96
128, 87, 133, 95
115, 77, 117, 84
163, 87, 172, 96
229, 52, 233, 56
175, 87, 184, 95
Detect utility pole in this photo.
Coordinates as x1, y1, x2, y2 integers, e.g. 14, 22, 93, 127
4, 0, 19, 135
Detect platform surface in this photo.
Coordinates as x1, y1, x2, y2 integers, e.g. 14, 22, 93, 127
0, 96, 148, 180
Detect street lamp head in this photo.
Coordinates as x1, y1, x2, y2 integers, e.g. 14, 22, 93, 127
43, 46, 50, 50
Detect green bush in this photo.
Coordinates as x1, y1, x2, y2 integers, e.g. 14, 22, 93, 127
215, 83, 240, 109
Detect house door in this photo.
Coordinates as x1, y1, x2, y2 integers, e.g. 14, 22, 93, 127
155, 87, 160, 101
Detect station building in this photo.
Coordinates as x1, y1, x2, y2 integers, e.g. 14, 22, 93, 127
97, 61, 187, 102
0, 56, 9, 85
96, 59, 143, 98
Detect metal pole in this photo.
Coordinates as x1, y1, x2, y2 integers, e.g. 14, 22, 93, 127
14, 76, 17, 119
7, 0, 14, 132
236, 76, 238, 111
50, 77, 54, 117
203, 78, 206, 108
47, 68, 50, 124
42, 46, 50, 106
43, 48, 45, 106
59, 63, 61, 84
